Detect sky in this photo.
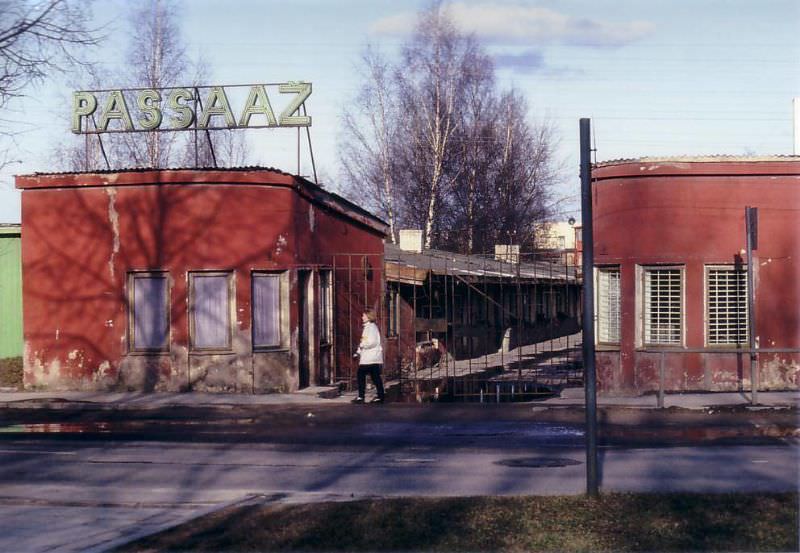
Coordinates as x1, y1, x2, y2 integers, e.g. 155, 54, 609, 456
1, 0, 798, 223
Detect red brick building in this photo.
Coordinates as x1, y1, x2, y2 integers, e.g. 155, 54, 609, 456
16, 168, 387, 392
592, 157, 799, 394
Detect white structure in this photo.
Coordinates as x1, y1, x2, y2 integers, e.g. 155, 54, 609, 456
794, 97, 800, 155
535, 221, 578, 250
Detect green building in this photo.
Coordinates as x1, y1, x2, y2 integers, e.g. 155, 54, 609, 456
0, 224, 22, 362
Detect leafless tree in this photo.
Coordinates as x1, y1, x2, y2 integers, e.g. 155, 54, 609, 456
487, 91, 558, 250
54, 0, 249, 171
117, 0, 188, 168
339, 2, 560, 254
0, 0, 101, 169
446, 48, 497, 254
340, 46, 401, 242
394, 5, 473, 249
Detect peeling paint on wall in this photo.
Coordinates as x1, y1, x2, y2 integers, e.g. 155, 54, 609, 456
275, 234, 287, 256
761, 355, 800, 389
106, 188, 120, 281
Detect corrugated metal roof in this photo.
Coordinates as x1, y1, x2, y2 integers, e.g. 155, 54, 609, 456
21, 165, 295, 177
384, 242, 578, 283
595, 155, 800, 167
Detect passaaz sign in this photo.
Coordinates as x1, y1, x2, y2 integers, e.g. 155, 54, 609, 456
72, 82, 312, 134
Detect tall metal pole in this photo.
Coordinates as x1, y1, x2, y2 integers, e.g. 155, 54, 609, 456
745, 207, 758, 405
580, 118, 598, 497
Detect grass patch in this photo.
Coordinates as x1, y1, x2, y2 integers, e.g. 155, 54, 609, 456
118, 492, 798, 552
0, 357, 22, 389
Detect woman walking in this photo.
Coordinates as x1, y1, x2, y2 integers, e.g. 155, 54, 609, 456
352, 309, 385, 404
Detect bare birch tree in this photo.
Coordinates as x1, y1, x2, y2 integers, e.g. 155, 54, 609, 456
340, 46, 401, 242
395, 5, 473, 249
54, 0, 249, 171
339, 2, 560, 254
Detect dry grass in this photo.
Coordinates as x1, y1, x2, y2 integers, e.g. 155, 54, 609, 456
0, 357, 22, 389
119, 492, 798, 552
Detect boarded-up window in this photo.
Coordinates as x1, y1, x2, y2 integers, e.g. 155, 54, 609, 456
597, 267, 621, 344
190, 272, 232, 350
130, 273, 169, 351
253, 273, 281, 348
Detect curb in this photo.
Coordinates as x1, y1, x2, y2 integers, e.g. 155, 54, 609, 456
83, 492, 287, 553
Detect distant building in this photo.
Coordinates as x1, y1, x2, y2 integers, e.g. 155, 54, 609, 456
16, 168, 386, 392
592, 157, 799, 394
535, 221, 581, 267
0, 224, 23, 363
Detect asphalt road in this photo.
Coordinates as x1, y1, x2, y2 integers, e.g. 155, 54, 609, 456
0, 404, 797, 552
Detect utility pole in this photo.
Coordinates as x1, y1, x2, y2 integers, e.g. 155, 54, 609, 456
580, 118, 598, 497
745, 206, 758, 405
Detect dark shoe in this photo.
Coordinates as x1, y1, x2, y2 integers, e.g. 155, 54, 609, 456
370, 397, 385, 404
351, 397, 364, 404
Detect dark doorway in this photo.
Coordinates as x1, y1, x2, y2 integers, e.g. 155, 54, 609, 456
298, 269, 311, 389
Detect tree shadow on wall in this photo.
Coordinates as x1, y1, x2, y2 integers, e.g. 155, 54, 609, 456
22, 174, 295, 392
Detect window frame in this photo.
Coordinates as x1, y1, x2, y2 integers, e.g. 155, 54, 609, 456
595, 265, 621, 346
704, 264, 749, 347
128, 271, 170, 353
251, 271, 285, 351
639, 265, 685, 348
318, 269, 333, 346
188, 271, 235, 353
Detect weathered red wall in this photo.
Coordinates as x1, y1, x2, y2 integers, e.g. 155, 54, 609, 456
17, 169, 385, 392
593, 159, 800, 394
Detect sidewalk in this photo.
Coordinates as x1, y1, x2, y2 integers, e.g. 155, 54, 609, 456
0, 387, 796, 411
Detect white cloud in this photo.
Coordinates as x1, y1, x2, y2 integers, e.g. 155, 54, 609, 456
369, 2, 655, 48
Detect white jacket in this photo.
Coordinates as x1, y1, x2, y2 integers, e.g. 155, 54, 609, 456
357, 321, 383, 365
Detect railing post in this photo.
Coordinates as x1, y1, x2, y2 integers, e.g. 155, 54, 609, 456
658, 351, 665, 409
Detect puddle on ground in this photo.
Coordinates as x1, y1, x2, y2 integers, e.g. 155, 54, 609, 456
360, 421, 585, 439
0, 419, 257, 434
0, 423, 112, 434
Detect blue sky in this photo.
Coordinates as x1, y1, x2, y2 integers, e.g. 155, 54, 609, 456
1, 0, 798, 223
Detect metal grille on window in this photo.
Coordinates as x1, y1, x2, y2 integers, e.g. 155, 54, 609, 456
191, 273, 231, 350
253, 274, 280, 348
597, 267, 620, 343
644, 268, 682, 345
131, 274, 169, 351
707, 267, 748, 345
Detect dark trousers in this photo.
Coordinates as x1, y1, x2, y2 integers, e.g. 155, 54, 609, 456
357, 364, 385, 400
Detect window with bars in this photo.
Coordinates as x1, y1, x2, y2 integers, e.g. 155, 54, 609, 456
643, 267, 683, 345
597, 267, 621, 344
129, 272, 169, 351
189, 272, 233, 351
706, 266, 748, 345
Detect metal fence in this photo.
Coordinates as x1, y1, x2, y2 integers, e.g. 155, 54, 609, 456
331, 249, 583, 402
